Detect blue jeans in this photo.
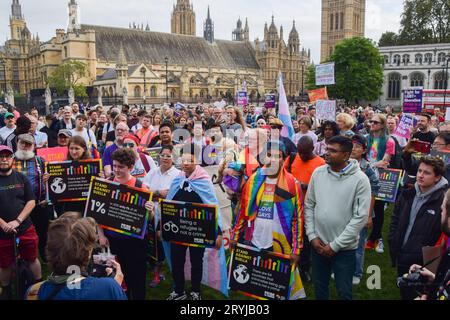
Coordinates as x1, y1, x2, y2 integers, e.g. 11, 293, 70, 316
311, 249, 356, 300
354, 227, 368, 278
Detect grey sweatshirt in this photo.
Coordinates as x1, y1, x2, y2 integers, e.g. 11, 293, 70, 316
304, 159, 372, 252
402, 177, 449, 247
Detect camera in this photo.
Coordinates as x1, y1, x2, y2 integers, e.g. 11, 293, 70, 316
396, 270, 428, 293
90, 247, 117, 278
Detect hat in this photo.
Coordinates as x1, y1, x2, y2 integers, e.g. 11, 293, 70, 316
17, 133, 35, 144
123, 134, 140, 146
0, 145, 13, 155
4, 112, 14, 119
58, 129, 72, 137
269, 118, 284, 128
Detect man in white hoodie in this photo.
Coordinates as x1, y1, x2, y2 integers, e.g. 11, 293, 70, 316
305, 135, 371, 300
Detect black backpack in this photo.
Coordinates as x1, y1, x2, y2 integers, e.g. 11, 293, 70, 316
389, 136, 403, 169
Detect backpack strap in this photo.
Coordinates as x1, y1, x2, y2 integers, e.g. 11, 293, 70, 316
139, 152, 151, 173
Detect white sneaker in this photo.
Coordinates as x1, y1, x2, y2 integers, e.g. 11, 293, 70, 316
375, 239, 384, 254
331, 273, 335, 280
166, 291, 187, 300
352, 276, 361, 285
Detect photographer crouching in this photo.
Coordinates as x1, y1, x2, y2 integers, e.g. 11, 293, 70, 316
26, 213, 127, 300
399, 188, 450, 300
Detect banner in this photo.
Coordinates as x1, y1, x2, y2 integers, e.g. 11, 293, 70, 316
375, 169, 404, 203
160, 200, 217, 248
264, 94, 276, 109
315, 62, 335, 86
394, 114, 417, 139
316, 100, 336, 121
37, 147, 68, 162
237, 91, 248, 107
430, 150, 450, 165
228, 244, 293, 300
84, 177, 152, 239
46, 159, 102, 202
403, 88, 423, 113
308, 87, 328, 104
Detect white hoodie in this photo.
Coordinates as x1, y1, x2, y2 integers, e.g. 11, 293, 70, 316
304, 159, 372, 252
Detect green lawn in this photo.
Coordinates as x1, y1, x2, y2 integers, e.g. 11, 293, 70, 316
144, 204, 400, 300
39, 204, 400, 300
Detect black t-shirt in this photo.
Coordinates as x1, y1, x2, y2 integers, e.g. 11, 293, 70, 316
412, 131, 436, 145
0, 171, 35, 239
106, 131, 116, 144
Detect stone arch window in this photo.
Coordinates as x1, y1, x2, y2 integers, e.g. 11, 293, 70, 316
340, 12, 344, 30
434, 71, 448, 90
402, 54, 410, 65
134, 86, 141, 97
388, 73, 401, 99
438, 52, 447, 64
150, 85, 157, 97
383, 55, 389, 64
109, 87, 114, 97
415, 54, 423, 64
200, 90, 205, 98
393, 54, 401, 66
424, 53, 433, 64
170, 89, 176, 98
410, 72, 424, 87
330, 14, 334, 31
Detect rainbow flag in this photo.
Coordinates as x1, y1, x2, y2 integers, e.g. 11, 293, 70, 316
278, 73, 295, 140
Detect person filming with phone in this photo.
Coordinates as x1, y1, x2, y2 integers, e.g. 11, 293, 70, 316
402, 132, 450, 187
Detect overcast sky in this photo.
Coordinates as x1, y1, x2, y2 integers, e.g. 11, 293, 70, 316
0, 0, 404, 63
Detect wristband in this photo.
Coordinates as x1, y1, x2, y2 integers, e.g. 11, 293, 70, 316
15, 218, 23, 225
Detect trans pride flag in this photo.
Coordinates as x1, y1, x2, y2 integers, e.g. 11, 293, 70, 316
278, 73, 295, 140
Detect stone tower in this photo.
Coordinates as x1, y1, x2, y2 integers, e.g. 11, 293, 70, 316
321, 0, 365, 62
68, 0, 80, 33
171, 0, 196, 36
232, 18, 244, 41
9, 0, 26, 40
203, 6, 214, 43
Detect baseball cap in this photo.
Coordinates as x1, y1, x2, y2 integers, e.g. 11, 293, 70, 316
17, 133, 35, 144
352, 134, 368, 149
58, 129, 72, 137
4, 112, 14, 119
0, 145, 13, 155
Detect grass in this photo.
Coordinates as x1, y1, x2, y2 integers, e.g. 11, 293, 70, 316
38, 204, 400, 300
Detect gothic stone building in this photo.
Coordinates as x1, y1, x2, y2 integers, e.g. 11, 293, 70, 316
1, 0, 312, 105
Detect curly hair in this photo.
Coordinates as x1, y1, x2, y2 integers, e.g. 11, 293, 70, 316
111, 148, 137, 168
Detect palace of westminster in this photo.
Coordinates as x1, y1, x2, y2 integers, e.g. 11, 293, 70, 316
0, 0, 366, 104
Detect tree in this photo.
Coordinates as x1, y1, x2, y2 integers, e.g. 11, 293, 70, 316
305, 64, 319, 91
378, 31, 398, 47
380, 0, 450, 46
47, 60, 89, 98
327, 37, 384, 105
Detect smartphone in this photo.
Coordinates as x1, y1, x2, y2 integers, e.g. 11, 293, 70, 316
413, 140, 431, 154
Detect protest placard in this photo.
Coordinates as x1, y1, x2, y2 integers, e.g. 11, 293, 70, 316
375, 169, 404, 203
37, 147, 68, 162
84, 177, 152, 239
316, 100, 336, 121
308, 87, 329, 104
237, 91, 248, 107
403, 89, 423, 113
146, 147, 162, 165
160, 200, 217, 248
315, 62, 335, 86
228, 244, 293, 300
46, 159, 101, 202
394, 114, 417, 139
265, 94, 276, 109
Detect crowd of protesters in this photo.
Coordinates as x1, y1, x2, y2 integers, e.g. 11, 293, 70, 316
0, 100, 449, 301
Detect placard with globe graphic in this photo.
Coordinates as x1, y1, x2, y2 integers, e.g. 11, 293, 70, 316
228, 243, 293, 300
46, 159, 102, 202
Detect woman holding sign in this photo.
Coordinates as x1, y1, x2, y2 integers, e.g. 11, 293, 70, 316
52, 136, 94, 217
103, 148, 154, 300
164, 143, 226, 301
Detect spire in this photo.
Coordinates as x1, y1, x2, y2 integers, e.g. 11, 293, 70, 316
67, 0, 80, 32
11, 0, 23, 20
244, 18, 249, 41
244, 18, 249, 31
204, 5, 214, 43
117, 46, 127, 67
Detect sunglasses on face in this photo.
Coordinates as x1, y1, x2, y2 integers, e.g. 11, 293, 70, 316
123, 143, 136, 148
369, 120, 381, 125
